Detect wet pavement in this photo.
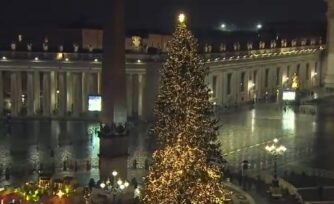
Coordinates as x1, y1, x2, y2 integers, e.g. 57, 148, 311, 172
219, 99, 334, 173
0, 97, 333, 191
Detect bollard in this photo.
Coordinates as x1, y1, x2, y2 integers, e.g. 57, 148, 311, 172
0, 164, 3, 177
50, 149, 54, 157
5, 167, 10, 180
40, 163, 44, 171
86, 160, 91, 171
74, 161, 78, 172
133, 159, 137, 169
63, 160, 67, 171
131, 177, 138, 188
145, 159, 149, 170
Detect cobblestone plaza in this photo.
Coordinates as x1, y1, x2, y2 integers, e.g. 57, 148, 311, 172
1, 97, 333, 188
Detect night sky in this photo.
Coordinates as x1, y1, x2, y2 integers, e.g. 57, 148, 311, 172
0, 0, 327, 32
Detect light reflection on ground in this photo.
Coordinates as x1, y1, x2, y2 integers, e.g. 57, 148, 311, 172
0, 98, 333, 187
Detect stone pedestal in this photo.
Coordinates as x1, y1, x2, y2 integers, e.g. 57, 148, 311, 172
98, 131, 128, 180
0, 71, 3, 116
325, 0, 334, 88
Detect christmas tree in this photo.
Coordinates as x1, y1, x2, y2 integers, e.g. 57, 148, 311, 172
153, 13, 221, 158
143, 14, 229, 203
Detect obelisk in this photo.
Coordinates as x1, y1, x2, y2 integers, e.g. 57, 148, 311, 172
325, 0, 334, 89
102, 0, 127, 122
99, 0, 128, 180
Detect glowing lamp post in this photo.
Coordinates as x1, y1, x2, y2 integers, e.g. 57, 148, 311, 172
221, 23, 226, 30
265, 138, 286, 186
99, 170, 129, 203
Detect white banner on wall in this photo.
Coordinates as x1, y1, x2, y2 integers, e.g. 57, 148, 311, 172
282, 91, 296, 101
88, 95, 102, 112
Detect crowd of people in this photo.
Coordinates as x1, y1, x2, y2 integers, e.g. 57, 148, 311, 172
100, 122, 129, 136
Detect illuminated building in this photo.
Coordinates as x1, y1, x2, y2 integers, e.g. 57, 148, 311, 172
0, 39, 325, 120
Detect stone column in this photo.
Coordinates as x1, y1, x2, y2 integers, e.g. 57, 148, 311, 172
42, 72, 51, 116
66, 72, 73, 115
303, 63, 307, 87
0, 71, 3, 116
10, 72, 18, 116
216, 72, 224, 106
138, 73, 145, 118
222, 72, 228, 105
244, 70, 250, 102
97, 72, 101, 95
325, 0, 334, 88
259, 66, 266, 98
233, 70, 239, 104
126, 74, 133, 118
268, 67, 272, 91
73, 73, 82, 116
33, 72, 40, 114
50, 71, 56, 115
27, 72, 34, 116
313, 62, 318, 88
17, 72, 22, 115
307, 62, 313, 89
253, 68, 259, 100
87, 72, 98, 95
82, 72, 89, 113
58, 72, 67, 116
266, 67, 272, 91
132, 74, 139, 117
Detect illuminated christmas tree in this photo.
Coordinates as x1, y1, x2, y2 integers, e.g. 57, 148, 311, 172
153, 13, 221, 158
143, 14, 229, 203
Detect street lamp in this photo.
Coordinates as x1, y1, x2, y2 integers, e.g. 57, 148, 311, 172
241, 160, 250, 189
99, 170, 129, 203
265, 138, 287, 187
221, 23, 226, 29
256, 23, 263, 30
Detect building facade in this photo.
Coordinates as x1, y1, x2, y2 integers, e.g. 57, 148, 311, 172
325, 0, 334, 88
0, 41, 324, 120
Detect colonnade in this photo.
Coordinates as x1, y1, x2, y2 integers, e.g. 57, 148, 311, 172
0, 70, 146, 118
0, 49, 323, 119
209, 59, 321, 106
126, 73, 146, 119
